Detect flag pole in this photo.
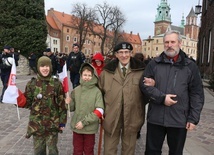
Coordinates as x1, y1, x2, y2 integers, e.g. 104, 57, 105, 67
16, 104, 20, 120
66, 92, 71, 117
98, 119, 103, 155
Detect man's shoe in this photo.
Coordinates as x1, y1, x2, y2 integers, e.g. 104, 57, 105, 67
137, 131, 141, 139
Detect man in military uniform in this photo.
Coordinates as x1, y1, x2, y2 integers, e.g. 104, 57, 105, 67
24, 56, 67, 155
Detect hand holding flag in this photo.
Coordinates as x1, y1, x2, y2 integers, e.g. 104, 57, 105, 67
58, 62, 71, 117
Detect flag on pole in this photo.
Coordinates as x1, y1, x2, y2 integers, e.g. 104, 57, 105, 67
58, 62, 70, 117
2, 57, 19, 104
2, 57, 25, 120
58, 62, 69, 93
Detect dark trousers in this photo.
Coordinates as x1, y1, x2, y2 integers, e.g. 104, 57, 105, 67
145, 122, 187, 155
73, 132, 95, 155
69, 72, 80, 88
0, 73, 10, 101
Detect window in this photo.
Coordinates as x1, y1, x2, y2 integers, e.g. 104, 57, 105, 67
66, 35, 70, 42
53, 32, 58, 37
65, 47, 68, 53
67, 29, 69, 33
53, 39, 57, 45
73, 37, 77, 43
156, 47, 158, 51
202, 37, 205, 64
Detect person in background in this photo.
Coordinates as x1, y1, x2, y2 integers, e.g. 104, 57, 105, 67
24, 56, 67, 155
0, 46, 13, 102
28, 52, 37, 75
134, 52, 145, 62
139, 30, 204, 155
65, 62, 104, 155
91, 52, 105, 76
45, 48, 59, 76
98, 42, 154, 155
67, 43, 85, 88
10, 47, 19, 66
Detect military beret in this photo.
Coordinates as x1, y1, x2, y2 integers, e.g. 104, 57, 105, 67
113, 42, 133, 52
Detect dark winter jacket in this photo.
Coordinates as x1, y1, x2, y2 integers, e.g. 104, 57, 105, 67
139, 50, 204, 128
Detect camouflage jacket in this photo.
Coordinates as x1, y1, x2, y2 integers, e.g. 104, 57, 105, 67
24, 77, 67, 138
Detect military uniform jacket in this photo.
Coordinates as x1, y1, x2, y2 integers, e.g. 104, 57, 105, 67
24, 76, 67, 137
98, 58, 146, 136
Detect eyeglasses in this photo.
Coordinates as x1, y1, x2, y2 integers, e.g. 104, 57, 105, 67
116, 51, 131, 55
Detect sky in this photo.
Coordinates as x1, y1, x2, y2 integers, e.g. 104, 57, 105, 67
44, 0, 200, 39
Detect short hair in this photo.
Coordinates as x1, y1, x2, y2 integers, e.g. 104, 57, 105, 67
81, 65, 93, 75
73, 43, 79, 48
164, 30, 182, 42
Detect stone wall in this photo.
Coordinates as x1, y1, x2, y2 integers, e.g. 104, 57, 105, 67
16, 55, 30, 75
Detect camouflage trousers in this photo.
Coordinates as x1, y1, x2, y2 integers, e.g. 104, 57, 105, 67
33, 133, 58, 155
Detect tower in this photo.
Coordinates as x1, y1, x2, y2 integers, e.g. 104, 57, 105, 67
154, 0, 172, 36
184, 7, 199, 40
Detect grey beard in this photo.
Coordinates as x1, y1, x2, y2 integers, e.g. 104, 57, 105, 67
164, 50, 179, 57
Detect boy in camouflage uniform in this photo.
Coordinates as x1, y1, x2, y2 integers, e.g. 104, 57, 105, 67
24, 56, 67, 155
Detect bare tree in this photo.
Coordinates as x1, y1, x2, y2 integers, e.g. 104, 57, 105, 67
90, 2, 126, 55
71, 3, 95, 51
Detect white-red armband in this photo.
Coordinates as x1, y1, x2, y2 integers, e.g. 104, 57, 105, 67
93, 108, 104, 119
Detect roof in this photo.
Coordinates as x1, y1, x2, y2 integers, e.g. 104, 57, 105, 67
46, 16, 59, 30
122, 31, 142, 45
187, 7, 197, 17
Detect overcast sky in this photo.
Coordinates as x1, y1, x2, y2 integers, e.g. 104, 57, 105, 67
44, 0, 200, 39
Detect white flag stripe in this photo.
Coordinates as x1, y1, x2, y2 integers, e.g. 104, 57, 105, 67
2, 57, 19, 104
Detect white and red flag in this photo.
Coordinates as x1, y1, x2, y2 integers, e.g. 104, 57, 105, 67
58, 62, 69, 93
58, 62, 71, 117
2, 57, 25, 120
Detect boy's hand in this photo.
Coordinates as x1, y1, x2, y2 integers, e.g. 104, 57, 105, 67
65, 96, 71, 104
75, 121, 83, 130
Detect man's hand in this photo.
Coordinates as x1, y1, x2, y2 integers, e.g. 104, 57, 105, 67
164, 94, 177, 106
144, 77, 155, 86
186, 122, 196, 131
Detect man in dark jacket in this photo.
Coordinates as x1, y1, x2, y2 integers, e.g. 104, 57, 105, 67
139, 30, 204, 155
46, 48, 59, 76
67, 44, 85, 88
28, 52, 37, 74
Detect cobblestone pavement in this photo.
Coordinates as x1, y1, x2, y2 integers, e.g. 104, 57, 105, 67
0, 75, 213, 155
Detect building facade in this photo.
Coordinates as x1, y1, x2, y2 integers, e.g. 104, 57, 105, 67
46, 8, 142, 56
197, 0, 214, 79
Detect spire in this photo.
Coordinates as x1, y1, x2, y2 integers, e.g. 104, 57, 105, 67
186, 7, 198, 26
155, 0, 171, 23
180, 13, 185, 28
